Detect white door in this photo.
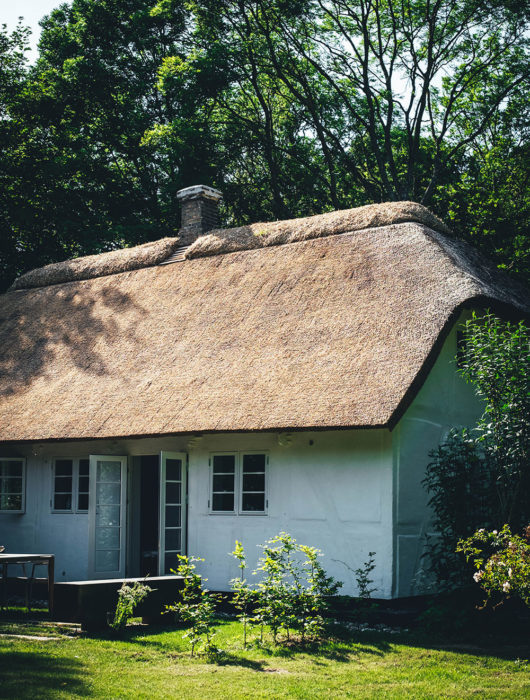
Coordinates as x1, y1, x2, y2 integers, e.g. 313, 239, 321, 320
158, 452, 187, 575
88, 455, 128, 579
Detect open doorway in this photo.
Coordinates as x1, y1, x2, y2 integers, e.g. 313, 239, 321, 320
128, 452, 187, 578
139, 455, 159, 576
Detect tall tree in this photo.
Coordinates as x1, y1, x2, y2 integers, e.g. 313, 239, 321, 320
1, 1, 528, 289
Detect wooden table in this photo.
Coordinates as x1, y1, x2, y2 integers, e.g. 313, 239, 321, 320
0, 553, 55, 612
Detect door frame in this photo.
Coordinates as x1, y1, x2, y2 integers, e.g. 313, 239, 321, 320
158, 451, 187, 575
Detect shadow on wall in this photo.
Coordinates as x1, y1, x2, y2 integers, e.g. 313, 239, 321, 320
0, 651, 89, 698
0, 284, 147, 397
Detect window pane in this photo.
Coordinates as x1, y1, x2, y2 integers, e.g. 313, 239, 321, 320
79, 459, 89, 476
212, 493, 234, 511
3, 477, 23, 494
96, 505, 120, 527
96, 526, 120, 549
1, 461, 23, 477
213, 455, 235, 473
242, 473, 265, 492
166, 459, 182, 481
78, 476, 89, 493
54, 493, 72, 510
1, 494, 22, 510
165, 553, 179, 574
95, 549, 119, 572
54, 476, 72, 493
242, 493, 265, 512
165, 505, 181, 527
166, 482, 181, 504
165, 529, 181, 551
55, 460, 73, 477
97, 461, 120, 481
96, 482, 120, 505
213, 473, 235, 492
77, 493, 89, 511
242, 454, 266, 472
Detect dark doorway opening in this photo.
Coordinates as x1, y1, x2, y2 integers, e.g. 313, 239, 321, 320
139, 455, 159, 576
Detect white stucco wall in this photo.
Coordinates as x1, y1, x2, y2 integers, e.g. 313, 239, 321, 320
392, 310, 484, 597
188, 429, 393, 597
1, 431, 394, 596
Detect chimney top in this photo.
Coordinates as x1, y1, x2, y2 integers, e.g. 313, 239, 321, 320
176, 184, 223, 245
177, 184, 223, 203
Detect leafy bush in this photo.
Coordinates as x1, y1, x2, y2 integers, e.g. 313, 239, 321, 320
109, 580, 153, 632
167, 555, 220, 657
231, 532, 342, 646
423, 313, 530, 589
457, 524, 530, 608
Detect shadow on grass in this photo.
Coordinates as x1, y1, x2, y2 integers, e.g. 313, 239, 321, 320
212, 651, 267, 671
327, 622, 530, 663
0, 651, 89, 699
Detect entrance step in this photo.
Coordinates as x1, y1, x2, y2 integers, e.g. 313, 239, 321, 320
53, 575, 185, 631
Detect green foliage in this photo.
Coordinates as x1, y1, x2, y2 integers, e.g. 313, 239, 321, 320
423, 313, 530, 588
354, 552, 377, 601
229, 540, 255, 649
1, 2, 529, 289
109, 579, 153, 632
457, 524, 530, 608
231, 533, 342, 646
167, 555, 220, 657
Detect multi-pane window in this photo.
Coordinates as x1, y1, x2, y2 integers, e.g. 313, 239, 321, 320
52, 458, 90, 512
210, 452, 267, 514
0, 458, 25, 513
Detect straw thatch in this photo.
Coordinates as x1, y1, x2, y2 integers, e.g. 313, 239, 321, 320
0, 216, 527, 443
186, 201, 452, 259
9, 202, 448, 290
10, 237, 181, 290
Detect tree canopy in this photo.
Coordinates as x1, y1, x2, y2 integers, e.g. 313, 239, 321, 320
0, 0, 528, 290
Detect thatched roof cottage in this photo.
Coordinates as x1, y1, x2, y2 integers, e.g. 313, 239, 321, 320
0, 186, 527, 597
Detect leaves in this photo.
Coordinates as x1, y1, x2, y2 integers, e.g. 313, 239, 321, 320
423, 314, 530, 589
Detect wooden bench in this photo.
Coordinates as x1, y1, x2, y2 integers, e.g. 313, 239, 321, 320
53, 575, 185, 630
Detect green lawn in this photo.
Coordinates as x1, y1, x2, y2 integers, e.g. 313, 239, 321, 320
0, 617, 528, 699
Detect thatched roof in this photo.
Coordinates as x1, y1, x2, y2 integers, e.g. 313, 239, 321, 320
11, 202, 448, 289
10, 237, 181, 290
0, 205, 527, 443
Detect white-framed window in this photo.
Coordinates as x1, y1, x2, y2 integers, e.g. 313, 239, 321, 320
209, 452, 268, 515
0, 458, 26, 513
52, 458, 90, 512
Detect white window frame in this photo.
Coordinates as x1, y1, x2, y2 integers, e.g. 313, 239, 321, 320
51, 457, 90, 513
0, 457, 26, 514
209, 451, 268, 516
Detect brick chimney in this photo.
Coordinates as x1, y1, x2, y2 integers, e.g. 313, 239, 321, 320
176, 185, 223, 245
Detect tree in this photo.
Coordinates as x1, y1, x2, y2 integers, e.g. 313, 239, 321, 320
423, 312, 530, 589
0, 0, 225, 290
1, 1, 528, 290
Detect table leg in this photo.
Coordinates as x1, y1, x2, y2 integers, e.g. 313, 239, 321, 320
48, 557, 55, 614
1, 563, 7, 610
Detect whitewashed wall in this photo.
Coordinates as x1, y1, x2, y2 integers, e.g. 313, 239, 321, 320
0, 436, 189, 582
1, 431, 393, 596
188, 429, 393, 597
392, 310, 484, 597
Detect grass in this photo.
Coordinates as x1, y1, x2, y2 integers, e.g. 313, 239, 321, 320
0, 616, 529, 699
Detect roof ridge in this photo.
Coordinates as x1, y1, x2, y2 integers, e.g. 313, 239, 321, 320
9, 201, 448, 290
185, 201, 450, 260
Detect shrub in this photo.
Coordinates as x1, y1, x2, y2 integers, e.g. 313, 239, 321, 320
423, 313, 530, 589
167, 555, 220, 657
231, 532, 342, 646
456, 524, 530, 608
109, 579, 153, 633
